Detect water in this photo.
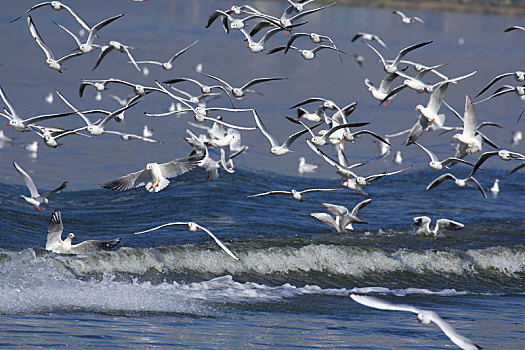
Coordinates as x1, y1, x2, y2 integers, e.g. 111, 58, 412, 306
0, 0, 524, 349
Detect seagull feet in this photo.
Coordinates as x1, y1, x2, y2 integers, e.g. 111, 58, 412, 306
426, 118, 435, 126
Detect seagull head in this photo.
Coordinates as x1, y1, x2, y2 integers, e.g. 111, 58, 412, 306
68, 233, 76, 240
416, 311, 434, 325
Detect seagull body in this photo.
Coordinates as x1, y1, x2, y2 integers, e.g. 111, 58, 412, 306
393, 10, 425, 24
298, 157, 318, 173
350, 294, 481, 350
47, 210, 121, 254
296, 106, 326, 122
247, 188, 340, 202
13, 162, 67, 212
364, 73, 399, 105
29, 125, 88, 148
285, 32, 338, 52
426, 173, 487, 199
489, 179, 500, 193
28, 16, 83, 73
310, 199, 371, 232
413, 216, 464, 235
133, 221, 239, 260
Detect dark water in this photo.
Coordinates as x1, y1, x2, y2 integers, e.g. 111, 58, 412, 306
0, 0, 524, 349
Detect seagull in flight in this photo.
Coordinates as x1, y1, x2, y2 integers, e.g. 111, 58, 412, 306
413, 142, 474, 170
13, 162, 67, 212
393, 10, 425, 24
426, 173, 487, 199
11, 1, 92, 32
247, 188, 340, 202
27, 16, 83, 73
363, 40, 433, 74
133, 40, 199, 71
350, 294, 481, 350
134, 221, 239, 261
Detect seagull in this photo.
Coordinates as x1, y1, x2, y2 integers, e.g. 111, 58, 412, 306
56, 13, 124, 54
24, 140, 39, 153
247, 188, 340, 202
290, 97, 346, 118
364, 73, 401, 106
239, 26, 299, 53
489, 179, 500, 194
133, 221, 239, 261
298, 157, 318, 173
133, 40, 199, 70
390, 69, 476, 95
93, 40, 141, 71
143, 125, 154, 138
29, 125, 89, 148
47, 210, 121, 254
310, 199, 371, 233
102, 153, 203, 192
469, 150, 525, 175
55, 90, 141, 136
475, 70, 525, 98
451, 95, 484, 154
403, 83, 449, 145
393, 10, 425, 24
201, 73, 288, 99
413, 216, 464, 235
413, 142, 474, 170
162, 77, 235, 107
286, 0, 317, 12
363, 40, 433, 74
285, 44, 346, 60
205, 10, 283, 33
0, 85, 73, 132
350, 294, 481, 350
252, 109, 318, 155
473, 84, 525, 104
426, 173, 487, 199
351, 32, 387, 48
284, 32, 343, 61
27, 16, 83, 73
13, 162, 67, 212
394, 59, 450, 80
11, 1, 92, 32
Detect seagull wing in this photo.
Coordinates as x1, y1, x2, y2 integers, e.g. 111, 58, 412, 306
351, 198, 372, 217
122, 46, 141, 72
134, 222, 187, 235
462, 94, 477, 137
194, 223, 239, 261
285, 32, 308, 53
101, 168, 151, 191
426, 173, 456, 191
413, 142, 439, 163
10, 2, 49, 23
0, 85, 19, 119
53, 21, 82, 47
246, 190, 291, 197
27, 16, 54, 60
158, 154, 202, 179
252, 109, 278, 148
310, 212, 338, 230
435, 219, 464, 232
427, 312, 482, 350
241, 77, 288, 91
86, 13, 124, 47
283, 122, 323, 149
363, 41, 387, 68
427, 82, 448, 114
392, 41, 433, 68
39, 181, 67, 200
46, 210, 64, 251
201, 72, 233, 90
168, 40, 199, 64
469, 151, 498, 176
13, 162, 39, 197
350, 294, 421, 314
475, 72, 514, 98
468, 176, 487, 199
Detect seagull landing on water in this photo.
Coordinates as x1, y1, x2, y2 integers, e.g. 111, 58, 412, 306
47, 210, 121, 254
413, 216, 464, 236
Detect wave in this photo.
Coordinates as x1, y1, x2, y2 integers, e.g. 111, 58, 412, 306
2, 243, 523, 281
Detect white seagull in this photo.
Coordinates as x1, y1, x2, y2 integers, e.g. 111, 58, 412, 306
252, 109, 315, 155
27, 16, 83, 73
134, 40, 199, 71
298, 157, 318, 173
426, 173, 487, 199
13, 162, 67, 212
363, 40, 433, 74
202, 73, 288, 99
350, 294, 481, 350
413, 142, 473, 170
351, 32, 387, 48
247, 188, 340, 202
93, 40, 141, 71
11, 1, 92, 32
47, 210, 121, 254
102, 153, 203, 192
134, 221, 239, 261
393, 10, 425, 24
413, 216, 465, 235
310, 199, 371, 233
